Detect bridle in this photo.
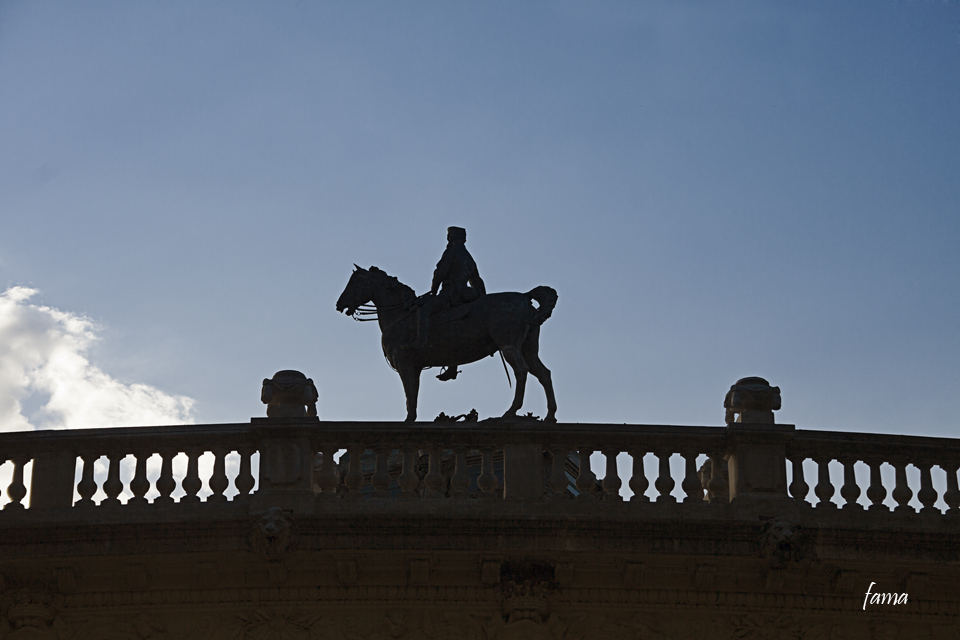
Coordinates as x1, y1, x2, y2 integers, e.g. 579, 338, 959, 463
350, 297, 407, 322
347, 271, 418, 331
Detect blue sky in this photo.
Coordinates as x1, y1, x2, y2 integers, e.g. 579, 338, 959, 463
1, 1, 958, 436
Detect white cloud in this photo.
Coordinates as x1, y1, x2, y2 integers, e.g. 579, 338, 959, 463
0, 287, 194, 431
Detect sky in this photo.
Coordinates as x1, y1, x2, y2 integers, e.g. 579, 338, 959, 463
1, 1, 958, 438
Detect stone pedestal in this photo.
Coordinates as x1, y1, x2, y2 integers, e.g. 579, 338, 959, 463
250, 431, 317, 514
503, 445, 543, 500
29, 450, 76, 509
727, 423, 794, 511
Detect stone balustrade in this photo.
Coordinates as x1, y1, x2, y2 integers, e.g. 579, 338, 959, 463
1, 419, 958, 527
787, 429, 960, 515
0, 423, 257, 512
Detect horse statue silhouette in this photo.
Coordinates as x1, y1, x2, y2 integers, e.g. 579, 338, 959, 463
336, 265, 558, 422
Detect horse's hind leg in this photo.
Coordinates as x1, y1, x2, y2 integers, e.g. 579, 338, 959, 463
499, 346, 528, 420
522, 325, 557, 422
399, 366, 421, 422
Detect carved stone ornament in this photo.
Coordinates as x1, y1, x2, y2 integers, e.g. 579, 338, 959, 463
502, 579, 551, 625
261, 371, 319, 418
228, 610, 322, 640
248, 507, 298, 561
724, 376, 781, 424
73, 615, 167, 640
759, 515, 807, 566
0, 589, 65, 640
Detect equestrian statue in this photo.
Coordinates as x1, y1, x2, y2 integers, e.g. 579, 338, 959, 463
336, 227, 558, 422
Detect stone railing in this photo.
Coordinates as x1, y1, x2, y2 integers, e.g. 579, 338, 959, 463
787, 429, 960, 515
0, 419, 958, 526
0, 423, 257, 511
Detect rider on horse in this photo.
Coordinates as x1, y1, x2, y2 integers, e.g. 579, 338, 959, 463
408, 227, 486, 380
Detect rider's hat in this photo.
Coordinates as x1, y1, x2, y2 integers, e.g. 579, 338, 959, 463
447, 226, 467, 241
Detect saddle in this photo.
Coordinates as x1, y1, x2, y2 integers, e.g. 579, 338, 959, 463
431, 299, 474, 325
419, 283, 482, 326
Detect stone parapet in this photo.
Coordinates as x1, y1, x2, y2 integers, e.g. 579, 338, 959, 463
1, 419, 959, 522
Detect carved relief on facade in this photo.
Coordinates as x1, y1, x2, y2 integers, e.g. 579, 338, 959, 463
226, 610, 323, 640
249, 508, 298, 561
0, 589, 65, 640
68, 615, 166, 640
759, 516, 807, 567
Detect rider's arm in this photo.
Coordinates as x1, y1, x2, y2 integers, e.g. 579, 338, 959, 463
431, 250, 452, 294
466, 252, 486, 295
471, 274, 486, 296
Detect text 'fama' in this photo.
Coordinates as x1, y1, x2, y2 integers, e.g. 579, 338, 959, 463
863, 582, 908, 610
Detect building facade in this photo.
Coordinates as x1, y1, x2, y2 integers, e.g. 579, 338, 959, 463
1, 419, 958, 639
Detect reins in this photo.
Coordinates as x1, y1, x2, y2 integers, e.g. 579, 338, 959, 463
351, 305, 380, 321
351, 302, 414, 327
351, 302, 402, 321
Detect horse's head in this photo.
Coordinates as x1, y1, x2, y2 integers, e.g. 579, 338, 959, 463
336, 265, 372, 317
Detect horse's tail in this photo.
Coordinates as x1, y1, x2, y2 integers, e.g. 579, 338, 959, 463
525, 286, 558, 326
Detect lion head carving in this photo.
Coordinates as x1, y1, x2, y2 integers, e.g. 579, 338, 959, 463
759, 516, 806, 566
249, 507, 297, 561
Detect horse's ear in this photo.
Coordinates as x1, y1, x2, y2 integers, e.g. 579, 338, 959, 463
353, 263, 361, 271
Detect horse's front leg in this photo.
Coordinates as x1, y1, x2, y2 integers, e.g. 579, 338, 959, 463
499, 347, 528, 419
399, 366, 421, 422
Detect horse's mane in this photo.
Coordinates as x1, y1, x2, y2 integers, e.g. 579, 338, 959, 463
367, 266, 416, 301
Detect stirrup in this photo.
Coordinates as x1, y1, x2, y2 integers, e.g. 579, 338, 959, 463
436, 366, 459, 381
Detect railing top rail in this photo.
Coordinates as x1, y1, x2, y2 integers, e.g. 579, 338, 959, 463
1, 420, 957, 456
0, 420, 729, 452
789, 428, 960, 458
0, 422, 256, 453
301, 421, 730, 450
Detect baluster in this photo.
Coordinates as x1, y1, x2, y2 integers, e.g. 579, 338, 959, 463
424, 445, 445, 498
373, 446, 393, 498
865, 459, 887, 511
550, 446, 571, 499
575, 448, 597, 501
344, 445, 365, 499
477, 446, 499, 498
943, 463, 960, 517
76, 453, 98, 507
5, 456, 28, 510
399, 445, 421, 499
318, 445, 340, 499
788, 457, 809, 505
450, 446, 470, 498
181, 449, 202, 504
102, 452, 125, 507
681, 451, 702, 504
628, 449, 649, 503
155, 450, 177, 505
839, 457, 862, 511
208, 448, 229, 503
234, 447, 256, 501
917, 462, 938, 515
814, 457, 836, 509
892, 461, 914, 514
707, 453, 727, 504
654, 450, 675, 504
602, 449, 622, 502
128, 452, 150, 506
